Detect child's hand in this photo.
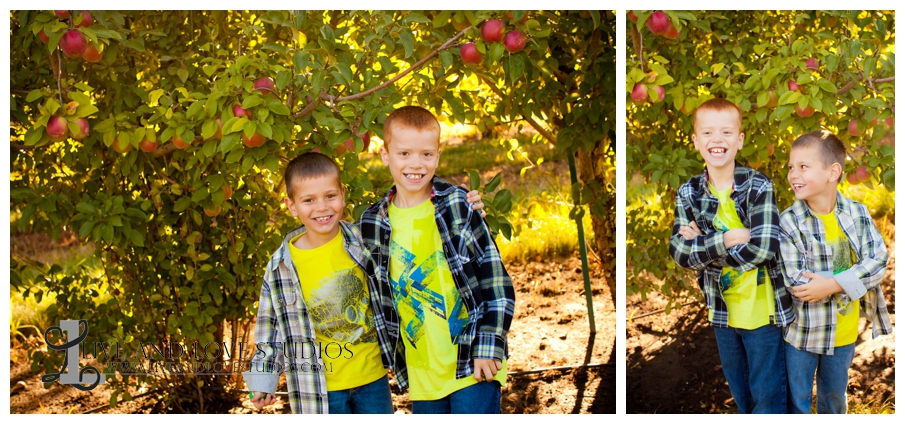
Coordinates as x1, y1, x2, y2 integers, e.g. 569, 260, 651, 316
460, 184, 487, 218
723, 228, 750, 248
473, 358, 502, 382
678, 221, 703, 240
790, 272, 844, 302
250, 392, 276, 410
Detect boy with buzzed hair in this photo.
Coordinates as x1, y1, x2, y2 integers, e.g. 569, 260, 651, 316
671, 98, 795, 413
359, 105, 515, 414
780, 129, 891, 414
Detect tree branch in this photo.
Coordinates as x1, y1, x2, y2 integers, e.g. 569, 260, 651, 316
836, 75, 895, 95
477, 74, 557, 145
630, 23, 648, 73
294, 24, 475, 120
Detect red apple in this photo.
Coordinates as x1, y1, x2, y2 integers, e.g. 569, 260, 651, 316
254, 77, 276, 94
788, 80, 802, 92
504, 11, 529, 25
796, 104, 815, 117
75, 11, 92, 28
60, 30, 87, 58
886, 116, 894, 128
46, 115, 68, 140
38, 29, 50, 43
855, 165, 870, 182
223, 184, 233, 200
113, 137, 131, 153
646, 11, 670, 35
242, 132, 266, 148
205, 118, 223, 141
54, 10, 70, 19
233, 104, 252, 118
805, 58, 819, 70
630, 83, 648, 103
503, 31, 526, 53
766, 89, 779, 108
663, 24, 680, 40
628, 11, 638, 23
868, 117, 878, 127
846, 173, 859, 185
481, 19, 505, 43
452, 18, 471, 31
82, 44, 103, 62
847, 119, 861, 136
652, 86, 665, 103
172, 134, 191, 149
71, 117, 90, 140
460, 43, 483, 65
139, 138, 158, 152
204, 206, 222, 217
767, 143, 775, 156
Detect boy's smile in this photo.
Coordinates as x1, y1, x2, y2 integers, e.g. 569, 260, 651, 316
284, 174, 346, 248
692, 108, 745, 171
787, 145, 840, 213
380, 126, 441, 207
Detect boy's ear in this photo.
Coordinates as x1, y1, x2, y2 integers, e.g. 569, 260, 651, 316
379, 146, 389, 165
283, 197, 296, 217
829, 162, 843, 182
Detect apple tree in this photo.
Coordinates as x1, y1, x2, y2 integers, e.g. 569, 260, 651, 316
10, 10, 614, 407
626, 10, 894, 309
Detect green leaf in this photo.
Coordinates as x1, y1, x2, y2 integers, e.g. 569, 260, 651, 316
506, 54, 525, 84
399, 31, 415, 58
173, 197, 192, 212
242, 96, 262, 109
129, 230, 145, 247
26, 89, 44, 102
466, 169, 481, 190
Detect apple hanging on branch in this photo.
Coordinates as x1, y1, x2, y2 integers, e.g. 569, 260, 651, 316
60, 30, 87, 58
460, 42, 483, 65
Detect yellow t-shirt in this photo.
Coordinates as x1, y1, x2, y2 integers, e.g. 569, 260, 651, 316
814, 210, 860, 347
710, 184, 776, 329
289, 231, 386, 391
388, 200, 506, 401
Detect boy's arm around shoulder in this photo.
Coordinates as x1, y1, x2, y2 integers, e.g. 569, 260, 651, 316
722, 177, 780, 272
835, 203, 889, 299
242, 266, 285, 395
463, 199, 515, 363
669, 183, 728, 270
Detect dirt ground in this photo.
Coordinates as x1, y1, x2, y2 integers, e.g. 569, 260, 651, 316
9, 231, 614, 414
626, 225, 896, 413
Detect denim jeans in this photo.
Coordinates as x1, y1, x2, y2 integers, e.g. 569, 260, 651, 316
327, 374, 394, 414
712, 325, 787, 413
785, 342, 855, 414
411, 381, 501, 414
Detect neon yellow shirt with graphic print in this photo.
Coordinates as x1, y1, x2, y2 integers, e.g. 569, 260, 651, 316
388, 200, 506, 401
711, 184, 775, 329
289, 231, 385, 391
813, 210, 860, 347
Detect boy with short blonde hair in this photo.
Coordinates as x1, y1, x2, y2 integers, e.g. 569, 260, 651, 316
779, 129, 892, 414
359, 105, 515, 414
671, 98, 794, 413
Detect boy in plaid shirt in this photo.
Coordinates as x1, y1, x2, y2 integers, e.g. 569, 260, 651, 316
779, 130, 892, 414
671, 98, 794, 413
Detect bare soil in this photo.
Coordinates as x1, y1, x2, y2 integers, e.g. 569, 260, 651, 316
626, 225, 896, 413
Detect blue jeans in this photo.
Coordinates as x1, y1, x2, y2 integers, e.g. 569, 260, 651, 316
327, 374, 394, 414
785, 342, 855, 414
411, 381, 501, 414
712, 325, 787, 413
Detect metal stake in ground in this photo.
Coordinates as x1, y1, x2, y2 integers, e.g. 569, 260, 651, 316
567, 151, 597, 339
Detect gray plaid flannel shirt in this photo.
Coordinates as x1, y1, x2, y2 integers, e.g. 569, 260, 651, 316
669, 163, 795, 328
779, 192, 892, 355
357, 177, 515, 389
242, 221, 394, 413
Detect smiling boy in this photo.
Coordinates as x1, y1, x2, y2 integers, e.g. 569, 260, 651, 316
359, 106, 515, 413
779, 130, 891, 414
670, 98, 794, 413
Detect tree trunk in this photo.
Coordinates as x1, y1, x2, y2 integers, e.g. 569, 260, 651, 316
577, 138, 615, 307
